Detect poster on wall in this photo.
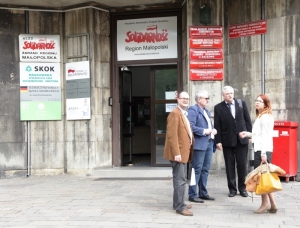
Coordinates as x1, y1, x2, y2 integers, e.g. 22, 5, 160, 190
19, 34, 60, 62
117, 16, 177, 61
65, 61, 91, 120
19, 62, 62, 120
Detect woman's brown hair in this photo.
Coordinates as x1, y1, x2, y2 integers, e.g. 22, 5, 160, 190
256, 94, 272, 117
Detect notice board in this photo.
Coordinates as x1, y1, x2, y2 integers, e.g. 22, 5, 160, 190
189, 26, 223, 81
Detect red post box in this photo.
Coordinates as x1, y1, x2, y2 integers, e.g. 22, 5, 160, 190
272, 121, 298, 182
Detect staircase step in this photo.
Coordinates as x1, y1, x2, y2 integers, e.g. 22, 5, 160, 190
93, 167, 172, 179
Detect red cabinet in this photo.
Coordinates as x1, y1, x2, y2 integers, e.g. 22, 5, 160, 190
272, 121, 298, 182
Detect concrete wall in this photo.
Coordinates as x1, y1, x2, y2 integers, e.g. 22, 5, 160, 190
186, 0, 225, 170
0, 8, 111, 178
187, 0, 300, 174
224, 0, 300, 125
64, 9, 111, 175
1, 0, 299, 177
0, 10, 28, 178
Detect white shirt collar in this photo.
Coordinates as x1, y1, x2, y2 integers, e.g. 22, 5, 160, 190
226, 100, 235, 105
177, 106, 188, 116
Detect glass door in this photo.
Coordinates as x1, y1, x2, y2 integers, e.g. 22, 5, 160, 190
151, 66, 178, 166
120, 70, 134, 165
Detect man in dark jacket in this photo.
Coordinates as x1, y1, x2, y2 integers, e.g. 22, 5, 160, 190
214, 86, 252, 197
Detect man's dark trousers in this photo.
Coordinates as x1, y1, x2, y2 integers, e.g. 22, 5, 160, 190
170, 161, 187, 212
223, 138, 248, 194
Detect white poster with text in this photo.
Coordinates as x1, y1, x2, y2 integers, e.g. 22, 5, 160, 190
19, 34, 60, 62
65, 61, 91, 120
117, 16, 177, 61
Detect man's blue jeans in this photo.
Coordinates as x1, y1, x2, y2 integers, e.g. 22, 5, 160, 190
188, 140, 214, 198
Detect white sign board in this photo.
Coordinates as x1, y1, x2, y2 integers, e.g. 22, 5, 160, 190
20, 62, 60, 86
165, 91, 177, 100
117, 16, 177, 61
19, 34, 60, 62
166, 103, 177, 112
66, 98, 91, 120
66, 61, 91, 120
66, 61, 90, 80
19, 62, 61, 121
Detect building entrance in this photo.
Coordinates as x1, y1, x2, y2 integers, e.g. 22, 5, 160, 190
119, 65, 178, 167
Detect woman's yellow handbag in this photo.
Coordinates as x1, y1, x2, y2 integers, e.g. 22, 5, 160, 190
245, 172, 260, 192
255, 163, 283, 195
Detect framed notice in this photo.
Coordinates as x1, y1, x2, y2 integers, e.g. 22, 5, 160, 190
190, 60, 223, 69
190, 69, 223, 81
166, 103, 177, 112
66, 61, 91, 120
190, 49, 223, 60
19, 34, 60, 62
189, 38, 223, 49
188, 26, 224, 81
20, 62, 62, 121
229, 20, 267, 38
189, 26, 223, 37
117, 16, 177, 61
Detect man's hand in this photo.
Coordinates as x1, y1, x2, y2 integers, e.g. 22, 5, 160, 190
175, 155, 182, 162
204, 129, 212, 135
239, 131, 247, 138
216, 143, 223, 151
212, 129, 217, 135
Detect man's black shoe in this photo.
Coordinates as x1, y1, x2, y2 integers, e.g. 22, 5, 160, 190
240, 191, 248, 197
228, 192, 236, 197
199, 195, 215, 200
188, 197, 204, 203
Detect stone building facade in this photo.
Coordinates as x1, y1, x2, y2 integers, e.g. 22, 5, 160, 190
0, 0, 299, 179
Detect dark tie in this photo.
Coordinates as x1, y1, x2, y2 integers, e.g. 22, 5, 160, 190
227, 103, 232, 114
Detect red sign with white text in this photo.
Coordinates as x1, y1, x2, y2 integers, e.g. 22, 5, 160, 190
190, 60, 223, 69
189, 26, 223, 37
190, 69, 223, 81
189, 26, 224, 81
189, 38, 223, 49
190, 49, 223, 60
229, 20, 267, 38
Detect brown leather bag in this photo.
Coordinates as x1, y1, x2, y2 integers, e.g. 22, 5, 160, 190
245, 173, 260, 192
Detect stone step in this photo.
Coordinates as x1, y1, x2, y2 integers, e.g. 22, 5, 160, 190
93, 166, 172, 179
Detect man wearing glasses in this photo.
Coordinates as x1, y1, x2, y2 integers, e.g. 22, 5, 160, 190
164, 91, 194, 216
214, 86, 252, 198
187, 91, 217, 203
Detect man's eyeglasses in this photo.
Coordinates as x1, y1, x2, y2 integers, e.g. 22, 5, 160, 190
201, 97, 210, 100
255, 99, 264, 103
178, 98, 189, 101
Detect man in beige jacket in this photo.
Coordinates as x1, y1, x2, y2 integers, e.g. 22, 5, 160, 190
164, 91, 194, 216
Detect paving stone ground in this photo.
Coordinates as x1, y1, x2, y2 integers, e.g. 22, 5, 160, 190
0, 172, 299, 228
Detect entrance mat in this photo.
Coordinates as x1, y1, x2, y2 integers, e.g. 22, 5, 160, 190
93, 177, 172, 181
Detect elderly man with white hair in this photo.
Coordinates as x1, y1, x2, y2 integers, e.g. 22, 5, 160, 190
214, 86, 252, 198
